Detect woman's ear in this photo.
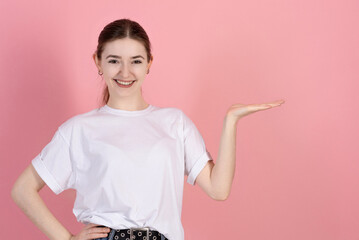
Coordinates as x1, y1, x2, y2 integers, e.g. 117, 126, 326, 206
93, 53, 101, 69
147, 56, 153, 71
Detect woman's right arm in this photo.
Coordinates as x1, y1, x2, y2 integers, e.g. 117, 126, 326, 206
11, 164, 111, 240
11, 163, 74, 240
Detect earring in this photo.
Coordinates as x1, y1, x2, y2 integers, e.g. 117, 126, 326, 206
98, 70, 103, 76
147, 69, 150, 74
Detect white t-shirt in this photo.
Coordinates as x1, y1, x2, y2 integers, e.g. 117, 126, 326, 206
31, 103, 213, 240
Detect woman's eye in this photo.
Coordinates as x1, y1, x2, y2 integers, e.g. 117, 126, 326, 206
108, 60, 141, 64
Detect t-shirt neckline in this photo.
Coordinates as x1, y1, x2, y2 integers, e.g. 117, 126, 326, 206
101, 104, 154, 116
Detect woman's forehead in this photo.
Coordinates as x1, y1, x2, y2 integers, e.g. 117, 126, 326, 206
103, 38, 146, 56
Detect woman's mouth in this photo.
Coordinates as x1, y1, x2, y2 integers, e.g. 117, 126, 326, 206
113, 79, 136, 88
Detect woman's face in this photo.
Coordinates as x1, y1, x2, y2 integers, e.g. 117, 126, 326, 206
93, 38, 152, 99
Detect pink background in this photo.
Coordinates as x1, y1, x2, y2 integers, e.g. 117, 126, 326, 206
2, 0, 358, 239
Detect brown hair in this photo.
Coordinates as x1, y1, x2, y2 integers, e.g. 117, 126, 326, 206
95, 18, 153, 106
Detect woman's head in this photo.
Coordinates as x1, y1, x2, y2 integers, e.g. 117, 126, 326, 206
93, 18, 153, 106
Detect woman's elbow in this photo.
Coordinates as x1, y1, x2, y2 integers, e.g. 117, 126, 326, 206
11, 164, 45, 201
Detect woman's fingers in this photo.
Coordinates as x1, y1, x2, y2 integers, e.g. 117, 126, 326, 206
86, 226, 111, 239
226, 99, 285, 120
90, 225, 111, 233
266, 99, 285, 106
260, 99, 285, 108
87, 231, 110, 240
249, 104, 272, 111
80, 224, 111, 240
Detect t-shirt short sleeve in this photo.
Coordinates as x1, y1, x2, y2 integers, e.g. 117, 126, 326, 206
31, 127, 75, 195
181, 110, 213, 186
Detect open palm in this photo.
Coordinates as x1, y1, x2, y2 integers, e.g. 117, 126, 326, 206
226, 99, 285, 121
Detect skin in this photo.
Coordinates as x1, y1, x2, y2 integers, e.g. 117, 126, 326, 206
195, 100, 286, 200
71, 38, 155, 239
10, 37, 153, 240
93, 37, 153, 111
70, 223, 111, 240
11, 35, 285, 239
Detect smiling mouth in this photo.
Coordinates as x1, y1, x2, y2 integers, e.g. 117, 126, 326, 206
113, 79, 136, 86
114, 79, 136, 83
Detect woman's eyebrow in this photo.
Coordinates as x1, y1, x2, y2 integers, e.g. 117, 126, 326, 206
105, 55, 144, 59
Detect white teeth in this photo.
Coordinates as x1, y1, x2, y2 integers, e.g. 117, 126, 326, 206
115, 79, 135, 85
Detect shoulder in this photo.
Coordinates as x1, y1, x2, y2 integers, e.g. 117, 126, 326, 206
57, 107, 101, 139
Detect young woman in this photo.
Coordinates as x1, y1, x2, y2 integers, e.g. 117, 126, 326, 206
11, 18, 285, 240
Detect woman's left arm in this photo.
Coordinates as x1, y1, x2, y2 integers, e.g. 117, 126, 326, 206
196, 99, 285, 200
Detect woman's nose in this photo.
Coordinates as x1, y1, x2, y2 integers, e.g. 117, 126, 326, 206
120, 63, 130, 78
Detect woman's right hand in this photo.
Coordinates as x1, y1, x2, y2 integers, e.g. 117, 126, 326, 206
70, 223, 111, 240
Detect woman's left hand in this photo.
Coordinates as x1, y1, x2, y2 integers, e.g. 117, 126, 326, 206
226, 99, 285, 122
